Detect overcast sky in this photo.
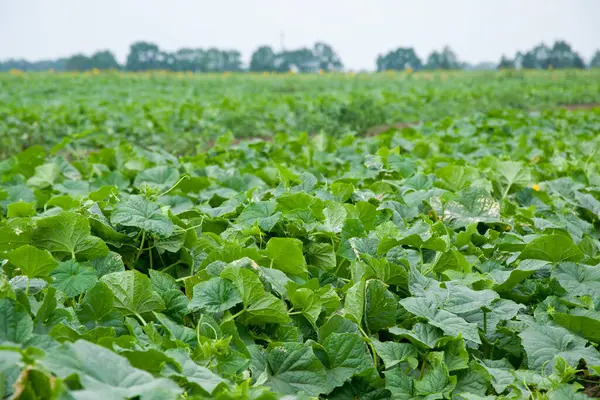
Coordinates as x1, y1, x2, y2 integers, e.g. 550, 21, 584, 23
1, 0, 599, 70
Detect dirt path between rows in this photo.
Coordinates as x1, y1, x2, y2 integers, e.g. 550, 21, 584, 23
223, 102, 600, 147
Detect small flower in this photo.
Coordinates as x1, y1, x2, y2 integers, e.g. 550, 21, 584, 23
406, 67, 413, 74
532, 184, 540, 192
319, 69, 325, 75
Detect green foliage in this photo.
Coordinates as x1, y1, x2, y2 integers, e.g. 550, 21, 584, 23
1, 82, 600, 399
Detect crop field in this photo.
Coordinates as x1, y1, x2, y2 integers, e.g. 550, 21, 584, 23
1, 70, 600, 399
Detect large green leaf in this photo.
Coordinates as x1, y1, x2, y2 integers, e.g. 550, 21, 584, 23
188, 277, 242, 314
322, 333, 372, 391
519, 234, 585, 263
40, 340, 182, 399
50, 259, 98, 298
0, 298, 33, 344
263, 342, 328, 397
99, 270, 165, 318
111, 195, 174, 237
400, 297, 481, 344
519, 323, 600, 373
134, 166, 180, 192
6, 244, 58, 278
33, 212, 109, 261
265, 237, 307, 276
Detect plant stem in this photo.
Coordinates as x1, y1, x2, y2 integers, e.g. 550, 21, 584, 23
134, 230, 146, 267
135, 312, 147, 326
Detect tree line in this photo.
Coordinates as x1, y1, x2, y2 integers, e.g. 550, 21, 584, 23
1, 40, 599, 72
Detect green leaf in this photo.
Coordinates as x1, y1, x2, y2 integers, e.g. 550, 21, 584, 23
220, 262, 265, 305
238, 293, 291, 325
365, 279, 397, 332
400, 297, 481, 344
236, 201, 281, 231
7, 244, 58, 278
134, 166, 180, 192
306, 242, 337, 270
164, 348, 226, 395
372, 339, 418, 370
442, 187, 501, 229
100, 270, 165, 317
33, 212, 109, 261
344, 279, 365, 326
519, 323, 600, 373
26, 163, 60, 188
76, 282, 118, 327
322, 333, 372, 391
266, 237, 307, 276
40, 340, 182, 399
436, 165, 481, 192
385, 367, 415, 400
263, 342, 328, 397
439, 336, 469, 372
414, 361, 456, 398
553, 262, 600, 298
389, 323, 444, 349
50, 259, 98, 298
111, 195, 174, 237
520, 234, 585, 263
188, 277, 242, 314
288, 286, 322, 328
553, 309, 600, 343
7, 201, 36, 218
0, 298, 33, 344
90, 251, 125, 277
443, 284, 499, 314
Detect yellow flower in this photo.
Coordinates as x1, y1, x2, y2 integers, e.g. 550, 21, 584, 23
223, 71, 232, 77
319, 69, 325, 75
406, 67, 413, 74
548, 65, 553, 70
9, 68, 23, 76
49, 68, 55, 73
92, 68, 100, 75
532, 184, 540, 192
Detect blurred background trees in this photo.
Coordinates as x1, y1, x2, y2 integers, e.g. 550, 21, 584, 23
0, 39, 597, 72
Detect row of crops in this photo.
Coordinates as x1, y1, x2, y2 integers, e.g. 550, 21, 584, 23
1, 71, 600, 399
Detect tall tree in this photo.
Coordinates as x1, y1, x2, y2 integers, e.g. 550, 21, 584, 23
275, 48, 318, 72
250, 46, 277, 72
65, 54, 91, 71
376, 47, 422, 71
425, 46, 461, 70
126, 42, 165, 71
548, 40, 585, 69
90, 50, 120, 70
497, 55, 515, 69
591, 50, 600, 68
312, 42, 343, 71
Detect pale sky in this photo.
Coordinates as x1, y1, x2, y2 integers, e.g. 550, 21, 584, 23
1, 0, 599, 70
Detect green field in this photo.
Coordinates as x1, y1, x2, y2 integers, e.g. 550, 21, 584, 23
2, 71, 600, 399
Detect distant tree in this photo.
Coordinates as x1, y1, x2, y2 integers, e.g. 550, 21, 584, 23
90, 50, 120, 70
548, 40, 585, 69
173, 48, 206, 72
591, 50, 600, 68
498, 55, 515, 69
275, 48, 318, 72
424, 46, 461, 70
250, 46, 277, 72
312, 42, 343, 71
66, 54, 91, 71
376, 47, 422, 71
126, 41, 165, 71
223, 50, 243, 72
521, 43, 551, 69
